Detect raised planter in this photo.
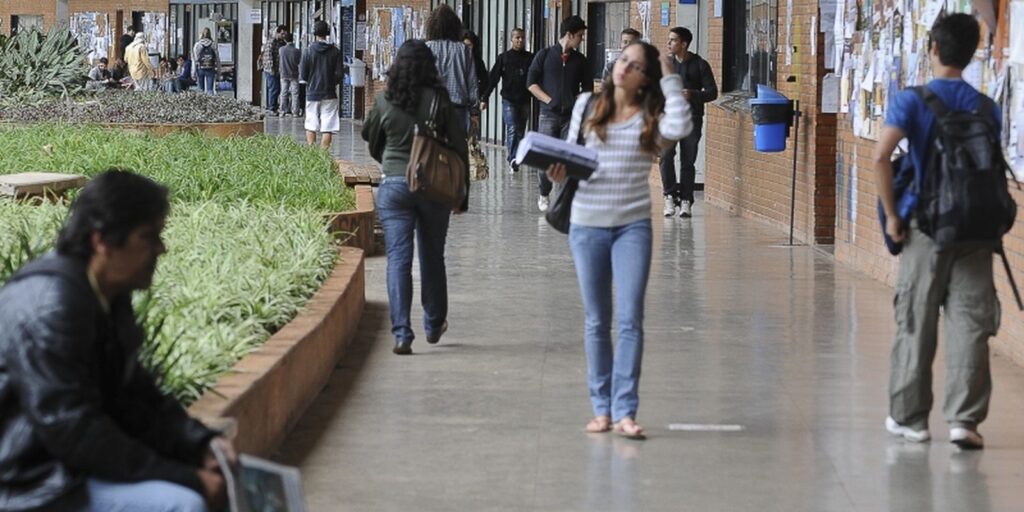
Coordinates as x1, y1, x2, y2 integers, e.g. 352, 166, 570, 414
328, 185, 376, 256
100, 120, 264, 138
188, 246, 366, 456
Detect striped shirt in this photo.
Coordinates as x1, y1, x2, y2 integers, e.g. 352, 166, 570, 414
568, 74, 692, 228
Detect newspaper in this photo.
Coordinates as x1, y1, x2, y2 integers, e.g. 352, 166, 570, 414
514, 131, 599, 180
212, 443, 307, 512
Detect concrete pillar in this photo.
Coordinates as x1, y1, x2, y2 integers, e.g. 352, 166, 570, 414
237, 0, 256, 103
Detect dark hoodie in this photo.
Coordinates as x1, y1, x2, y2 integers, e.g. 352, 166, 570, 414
299, 40, 342, 101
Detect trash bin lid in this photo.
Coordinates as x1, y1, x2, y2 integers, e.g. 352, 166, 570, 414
756, 84, 787, 100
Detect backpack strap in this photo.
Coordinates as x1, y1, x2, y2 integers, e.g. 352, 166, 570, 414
912, 86, 949, 118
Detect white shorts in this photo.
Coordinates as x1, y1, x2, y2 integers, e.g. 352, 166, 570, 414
304, 99, 340, 133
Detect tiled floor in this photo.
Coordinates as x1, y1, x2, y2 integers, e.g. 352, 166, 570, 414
271, 118, 1024, 511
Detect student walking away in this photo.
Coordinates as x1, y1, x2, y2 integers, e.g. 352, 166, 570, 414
278, 32, 302, 117
602, 28, 641, 80
299, 20, 343, 150
660, 27, 717, 218
192, 28, 220, 95
527, 15, 593, 212
361, 40, 469, 356
0, 170, 238, 512
462, 30, 490, 137
425, 4, 479, 133
260, 25, 288, 115
873, 13, 1017, 450
546, 42, 692, 439
125, 33, 155, 92
483, 28, 534, 173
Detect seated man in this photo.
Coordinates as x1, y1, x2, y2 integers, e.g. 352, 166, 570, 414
176, 54, 195, 92
86, 57, 117, 90
0, 170, 233, 511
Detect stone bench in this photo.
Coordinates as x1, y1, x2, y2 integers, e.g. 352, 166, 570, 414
0, 173, 87, 199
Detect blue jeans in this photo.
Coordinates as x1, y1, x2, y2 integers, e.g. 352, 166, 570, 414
569, 219, 652, 422
80, 478, 206, 511
376, 177, 452, 345
537, 112, 571, 196
502, 99, 529, 164
264, 72, 280, 112
196, 69, 216, 94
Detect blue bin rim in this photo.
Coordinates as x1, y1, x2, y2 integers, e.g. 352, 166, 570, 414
756, 84, 787, 100
749, 98, 790, 105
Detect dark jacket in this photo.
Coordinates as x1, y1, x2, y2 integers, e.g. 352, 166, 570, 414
484, 49, 533, 104
473, 55, 489, 104
260, 38, 285, 76
362, 87, 470, 212
673, 52, 718, 119
0, 254, 217, 511
279, 43, 302, 80
299, 41, 343, 101
526, 44, 593, 117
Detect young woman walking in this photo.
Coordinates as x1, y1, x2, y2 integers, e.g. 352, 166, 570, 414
362, 40, 469, 355
547, 41, 692, 438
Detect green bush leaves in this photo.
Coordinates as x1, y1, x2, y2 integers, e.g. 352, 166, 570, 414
0, 28, 86, 104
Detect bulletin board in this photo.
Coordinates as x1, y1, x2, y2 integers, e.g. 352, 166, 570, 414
829, 0, 1024, 180
70, 12, 111, 64
367, 7, 425, 80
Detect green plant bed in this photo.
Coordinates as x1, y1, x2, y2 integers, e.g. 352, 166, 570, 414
0, 200, 340, 404
0, 125, 353, 212
0, 91, 264, 125
0, 124, 356, 404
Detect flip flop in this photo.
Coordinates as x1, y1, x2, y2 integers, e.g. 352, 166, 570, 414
613, 419, 646, 440
585, 416, 612, 433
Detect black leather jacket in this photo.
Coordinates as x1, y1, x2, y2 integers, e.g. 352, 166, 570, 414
0, 254, 216, 511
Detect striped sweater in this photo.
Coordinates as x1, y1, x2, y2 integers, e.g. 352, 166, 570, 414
567, 74, 692, 228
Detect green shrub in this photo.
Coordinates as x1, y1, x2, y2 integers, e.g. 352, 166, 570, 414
0, 200, 339, 404
0, 124, 353, 212
0, 28, 86, 104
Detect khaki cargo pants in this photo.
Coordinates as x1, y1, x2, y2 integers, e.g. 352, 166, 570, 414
889, 224, 1001, 431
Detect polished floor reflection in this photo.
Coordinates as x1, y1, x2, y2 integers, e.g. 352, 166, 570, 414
271, 118, 1024, 512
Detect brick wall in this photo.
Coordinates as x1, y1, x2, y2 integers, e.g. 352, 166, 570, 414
833, 116, 1024, 368
704, 0, 835, 245
0, 1, 59, 35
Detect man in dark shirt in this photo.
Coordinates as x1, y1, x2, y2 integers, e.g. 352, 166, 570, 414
0, 170, 235, 511
483, 28, 534, 173
602, 28, 641, 79
299, 21, 343, 150
660, 26, 717, 218
260, 25, 287, 115
119, 28, 135, 60
527, 15, 593, 212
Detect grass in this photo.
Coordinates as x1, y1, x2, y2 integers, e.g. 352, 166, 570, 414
0, 124, 353, 212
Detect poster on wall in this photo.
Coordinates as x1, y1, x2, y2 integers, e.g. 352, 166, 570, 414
142, 12, 167, 56
70, 12, 110, 64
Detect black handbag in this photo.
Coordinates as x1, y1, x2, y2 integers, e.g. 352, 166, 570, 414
545, 96, 595, 234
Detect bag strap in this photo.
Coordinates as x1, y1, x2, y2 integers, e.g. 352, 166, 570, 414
575, 95, 597, 146
998, 247, 1024, 311
913, 86, 949, 119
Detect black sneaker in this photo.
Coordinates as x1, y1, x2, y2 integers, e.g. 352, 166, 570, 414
426, 321, 448, 344
392, 341, 412, 355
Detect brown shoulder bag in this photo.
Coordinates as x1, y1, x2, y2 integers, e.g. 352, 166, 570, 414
405, 93, 467, 210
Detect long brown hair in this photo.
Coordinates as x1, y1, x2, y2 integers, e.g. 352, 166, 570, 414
583, 41, 666, 154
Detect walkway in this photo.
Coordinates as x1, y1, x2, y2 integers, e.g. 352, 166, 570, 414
268, 118, 1024, 512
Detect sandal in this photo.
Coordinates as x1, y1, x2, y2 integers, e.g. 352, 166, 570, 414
613, 418, 646, 440
585, 416, 612, 433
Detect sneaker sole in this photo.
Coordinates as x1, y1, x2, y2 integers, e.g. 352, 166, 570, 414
951, 439, 984, 450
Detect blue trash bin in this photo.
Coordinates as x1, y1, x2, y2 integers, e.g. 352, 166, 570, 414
750, 86, 791, 153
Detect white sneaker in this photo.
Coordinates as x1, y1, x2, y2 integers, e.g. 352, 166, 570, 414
949, 427, 984, 449
679, 200, 693, 218
663, 197, 676, 217
537, 195, 550, 212
886, 416, 931, 443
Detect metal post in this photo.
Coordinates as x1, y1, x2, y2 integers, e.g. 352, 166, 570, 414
788, 100, 801, 246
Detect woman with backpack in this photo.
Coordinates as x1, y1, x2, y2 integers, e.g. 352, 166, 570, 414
191, 28, 220, 95
546, 41, 691, 438
361, 40, 469, 356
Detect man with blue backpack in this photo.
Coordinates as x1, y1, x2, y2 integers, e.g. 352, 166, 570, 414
873, 13, 1017, 450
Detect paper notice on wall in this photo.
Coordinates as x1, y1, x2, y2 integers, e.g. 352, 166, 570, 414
962, 59, 983, 90
825, 37, 836, 69
920, 0, 943, 27
1011, 2, 1024, 65
820, 0, 838, 32
822, 73, 840, 113
785, 0, 794, 65
811, 16, 818, 56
